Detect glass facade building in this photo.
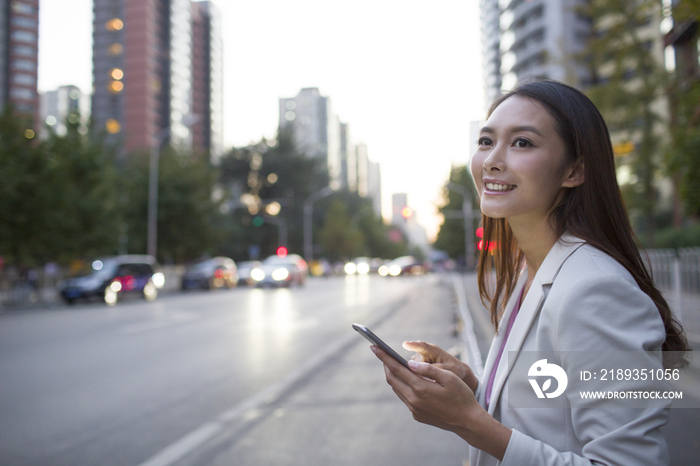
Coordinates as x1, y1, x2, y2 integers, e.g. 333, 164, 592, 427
92, 0, 220, 155
0, 0, 40, 122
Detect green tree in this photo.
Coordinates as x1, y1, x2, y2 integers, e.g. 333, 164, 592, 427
579, 0, 668, 245
319, 199, 363, 261
41, 116, 122, 262
123, 148, 223, 263
434, 165, 479, 260
218, 129, 329, 260
0, 106, 53, 265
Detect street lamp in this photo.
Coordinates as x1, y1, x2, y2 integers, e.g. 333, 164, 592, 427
147, 116, 200, 259
446, 182, 477, 270
303, 186, 335, 262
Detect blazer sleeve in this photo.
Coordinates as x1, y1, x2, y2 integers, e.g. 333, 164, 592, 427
500, 271, 671, 466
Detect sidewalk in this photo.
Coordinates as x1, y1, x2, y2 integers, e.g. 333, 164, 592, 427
174, 276, 472, 466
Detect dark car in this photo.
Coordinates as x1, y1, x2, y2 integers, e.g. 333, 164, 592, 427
180, 257, 238, 290
60, 255, 164, 305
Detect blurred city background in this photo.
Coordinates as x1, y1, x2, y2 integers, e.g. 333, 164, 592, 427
1, 0, 699, 465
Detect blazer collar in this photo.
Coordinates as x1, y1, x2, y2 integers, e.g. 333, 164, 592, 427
483, 233, 586, 415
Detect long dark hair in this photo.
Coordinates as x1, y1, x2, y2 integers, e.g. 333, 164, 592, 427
476, 79, 689, 362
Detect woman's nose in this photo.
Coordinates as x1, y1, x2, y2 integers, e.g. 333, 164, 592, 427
483, 144, 506, 172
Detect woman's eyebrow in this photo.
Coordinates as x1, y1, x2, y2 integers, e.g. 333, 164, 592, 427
480, 125, 544, 137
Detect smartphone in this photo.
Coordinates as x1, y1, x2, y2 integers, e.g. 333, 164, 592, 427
352, 323, 410, 368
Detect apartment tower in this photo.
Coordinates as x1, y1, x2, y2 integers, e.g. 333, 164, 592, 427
92, 0, 194, 154
0, 0, 40, 125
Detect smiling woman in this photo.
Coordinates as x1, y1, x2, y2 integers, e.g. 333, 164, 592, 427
371, 79, 690, 466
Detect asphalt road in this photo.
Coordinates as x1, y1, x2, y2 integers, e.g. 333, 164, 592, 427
2, 273, 697, 465
0, 274, 470, 466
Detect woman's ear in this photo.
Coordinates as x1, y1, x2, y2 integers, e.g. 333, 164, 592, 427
562, 161, 585, 188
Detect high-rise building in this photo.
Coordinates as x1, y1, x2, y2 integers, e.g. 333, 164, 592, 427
367, 160, 382, 217
355, 142, 369, 198
39, 85, 90, 138
279, 87, 341, 186
92, 0, 195, 154
191, 0, 224, 162
339, 122, 353, 190
480, 0, 590, 102
0, 0, 39, 123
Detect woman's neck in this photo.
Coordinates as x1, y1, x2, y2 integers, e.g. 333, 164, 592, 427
509, 217, 559, 279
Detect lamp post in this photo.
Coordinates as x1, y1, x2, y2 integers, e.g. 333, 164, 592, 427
303, 186, 335, 262
446, 182, 477, 270
147, 116, 200, 259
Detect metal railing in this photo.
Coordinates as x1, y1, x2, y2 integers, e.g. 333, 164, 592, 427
644, 247, 700, 295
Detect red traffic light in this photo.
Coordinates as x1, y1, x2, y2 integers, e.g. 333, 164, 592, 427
276, 246, 288, 257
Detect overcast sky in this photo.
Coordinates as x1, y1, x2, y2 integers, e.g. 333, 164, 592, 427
38, 0, 485, 241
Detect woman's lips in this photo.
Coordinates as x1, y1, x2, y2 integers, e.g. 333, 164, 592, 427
484, 181, 516, 192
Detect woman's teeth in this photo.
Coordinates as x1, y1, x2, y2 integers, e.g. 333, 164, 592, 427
485, 182, 516, 192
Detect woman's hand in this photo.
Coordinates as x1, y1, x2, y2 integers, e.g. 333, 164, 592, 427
403, 340, 479, 393
371, 345, 511, 460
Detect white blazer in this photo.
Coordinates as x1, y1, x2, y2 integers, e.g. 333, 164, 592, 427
469, 234, 670, 466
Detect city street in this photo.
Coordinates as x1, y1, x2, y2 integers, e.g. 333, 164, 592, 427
0, 274, 470, 466
1, 273, 698, 465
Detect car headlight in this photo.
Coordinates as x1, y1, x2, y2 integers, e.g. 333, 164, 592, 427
344, 262, 357, 275
389, 265, 402, 276
250, 268, 266, 281
271, 268, 289, 281
378, 265, 389, 276
356, 263, 370, 275
110, 281, 122, 292
152, 272, 165, 288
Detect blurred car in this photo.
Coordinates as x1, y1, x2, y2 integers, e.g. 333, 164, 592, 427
250, 253, 308, 287
384, 255, 427, 276
60, 255, 164, 305
236, 260, 262, 286
344, 257, 371, 275
181, 257, 238, 291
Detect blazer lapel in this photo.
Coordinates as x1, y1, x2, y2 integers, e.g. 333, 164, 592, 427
485, 234, 586, 415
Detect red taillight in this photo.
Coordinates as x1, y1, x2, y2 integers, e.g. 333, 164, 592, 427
116, 275, 136, 291
214, 269, 224, 279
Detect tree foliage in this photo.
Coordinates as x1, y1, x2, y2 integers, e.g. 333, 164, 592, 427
218, 129, 329, 260
121, 148, 223, 264
434, 165, 479, 260
579, 0, 668, 244
0, 107, 121, 265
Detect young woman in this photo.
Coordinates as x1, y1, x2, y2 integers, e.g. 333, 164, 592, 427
371, 79, 689, 465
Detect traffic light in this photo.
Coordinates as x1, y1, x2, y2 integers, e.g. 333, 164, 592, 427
252, 216, 264, 227
276, 246, 288, 257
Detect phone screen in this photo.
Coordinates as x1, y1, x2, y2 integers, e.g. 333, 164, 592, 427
352, 323, 410, 368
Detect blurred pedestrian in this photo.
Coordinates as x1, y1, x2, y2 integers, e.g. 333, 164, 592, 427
371, 79, 689, 465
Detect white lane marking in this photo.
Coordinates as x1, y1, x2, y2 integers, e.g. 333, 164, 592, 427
452, 274, 484, 379
137, 422, 223, 466
135, 294, 407, 466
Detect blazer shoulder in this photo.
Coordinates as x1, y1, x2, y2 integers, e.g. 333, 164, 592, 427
558, 243, 636, 285
544, 244, 665, 352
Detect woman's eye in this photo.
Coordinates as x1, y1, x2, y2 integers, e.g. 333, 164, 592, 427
478, 137, 492, 146
513, 138, 532, 148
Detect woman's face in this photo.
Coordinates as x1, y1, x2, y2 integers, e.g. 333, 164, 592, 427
470, 96, 582, 225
